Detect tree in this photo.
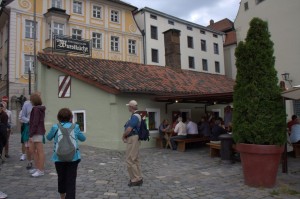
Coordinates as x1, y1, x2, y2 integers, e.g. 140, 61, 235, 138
233, 17, 286, 145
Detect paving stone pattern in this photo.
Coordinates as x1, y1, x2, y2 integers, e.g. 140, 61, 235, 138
0, 134, 300, 199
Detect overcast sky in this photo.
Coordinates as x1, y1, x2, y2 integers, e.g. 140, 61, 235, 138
123, 0, 240, 26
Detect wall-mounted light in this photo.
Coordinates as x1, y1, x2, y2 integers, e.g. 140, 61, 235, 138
281, 73, 293, 87
175, 100, 178, 103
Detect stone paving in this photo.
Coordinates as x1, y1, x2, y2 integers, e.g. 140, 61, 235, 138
0, 133, 300, 199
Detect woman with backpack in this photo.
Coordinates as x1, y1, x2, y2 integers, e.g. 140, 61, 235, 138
46, 108, 86, 199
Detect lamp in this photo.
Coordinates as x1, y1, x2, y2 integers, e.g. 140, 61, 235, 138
281, 73, 293, 87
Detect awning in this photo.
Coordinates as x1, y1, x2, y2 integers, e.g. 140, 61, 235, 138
281, 87, 300, 100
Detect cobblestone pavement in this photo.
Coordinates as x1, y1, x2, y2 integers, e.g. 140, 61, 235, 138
0, 133, 300, 199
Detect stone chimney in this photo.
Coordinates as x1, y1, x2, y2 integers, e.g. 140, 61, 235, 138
163, 29, 181, 69
210, 19, 214, 25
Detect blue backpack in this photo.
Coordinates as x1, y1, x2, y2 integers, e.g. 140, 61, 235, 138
134, 114, 150, 141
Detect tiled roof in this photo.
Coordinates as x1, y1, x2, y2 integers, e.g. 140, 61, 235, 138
224, 31, 237, 46
208, 18, 234, 32
37, 53, 235, 97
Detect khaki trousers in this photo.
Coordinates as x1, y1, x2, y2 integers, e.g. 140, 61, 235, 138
125, 135, 142, 182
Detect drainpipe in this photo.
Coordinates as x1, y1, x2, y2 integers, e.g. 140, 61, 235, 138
6, 12, 9, 105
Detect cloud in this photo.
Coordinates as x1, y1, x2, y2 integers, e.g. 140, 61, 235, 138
123, 0, 240, 25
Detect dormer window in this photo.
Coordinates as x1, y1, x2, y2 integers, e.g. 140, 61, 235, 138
52, 0, 62, 9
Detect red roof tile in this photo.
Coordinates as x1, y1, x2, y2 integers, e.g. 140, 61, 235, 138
208, 18, 233, 32
224, 31, 237, 46
37, 53, 235, 96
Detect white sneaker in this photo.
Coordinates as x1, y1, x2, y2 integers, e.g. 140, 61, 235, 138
31, 169, 44, 177
29, 168, 37, 174
20, 154, 26, 161
0, 191, 7, 199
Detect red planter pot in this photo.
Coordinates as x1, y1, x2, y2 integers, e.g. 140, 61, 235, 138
236, 143, 284, 188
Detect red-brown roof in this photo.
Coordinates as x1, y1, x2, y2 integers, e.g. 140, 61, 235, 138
37, 53, 235, 99
208, 18, 234, 32
224, 31, 237, 46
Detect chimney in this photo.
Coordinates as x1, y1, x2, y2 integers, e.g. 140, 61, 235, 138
210, 19, 214, 25
163, 29, 181, 69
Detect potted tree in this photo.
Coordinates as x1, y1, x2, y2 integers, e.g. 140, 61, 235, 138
233, 17, 286, 188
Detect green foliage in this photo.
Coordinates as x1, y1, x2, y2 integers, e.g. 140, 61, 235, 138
233, 18, 286, 145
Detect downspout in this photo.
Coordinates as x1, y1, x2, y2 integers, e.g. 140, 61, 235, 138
132, 8, 146, 64
6, 12, 9, 104
143, 10, 146, 64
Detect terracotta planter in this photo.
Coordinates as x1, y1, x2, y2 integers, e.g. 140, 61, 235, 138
236, 143, 284, 188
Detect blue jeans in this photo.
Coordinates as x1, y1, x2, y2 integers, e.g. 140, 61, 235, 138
170, 135, 186, 150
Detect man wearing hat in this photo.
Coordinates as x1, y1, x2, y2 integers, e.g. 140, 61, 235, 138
122, 100, 143, 187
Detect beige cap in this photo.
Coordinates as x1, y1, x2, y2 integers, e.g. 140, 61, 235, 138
126, 100, 138, 107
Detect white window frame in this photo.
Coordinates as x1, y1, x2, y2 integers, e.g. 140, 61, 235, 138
92, 32, 102, 49
110, 10, 119, 23
92, 5, 102, 19
128, 39, 136, 54
72, 110, 86, 133
73, 0, 83, 14
52, 0, 62, 9
146, 108, 160, 134
111, 36, 119, 52
25, 20, 35, 39
53, 22, 64, 36
24, 54, 34, 74
213, 43, 219, 54
72, 29, 82, 40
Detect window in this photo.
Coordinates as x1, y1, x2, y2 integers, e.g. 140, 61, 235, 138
25, 20, 35, 39
53, 23, 64, 35
213, 43, 219, 54
110, 10, 119, 22
73, 1, 82, 14
256, 0, 264, 4
151, 49, 158, 63
93, 5, 102, 18
201, 39, 206, 51
92, 32, 102, 49
72, 29, 82, 40
200, 30, 206, 34
168, 20, 174, 25
146, 108, 160, 132
202, 59, 208, 71
24, 55, 34, 74
187, 26, 193, 31
72, 110, 86, 132
188, 56, 195, 69
187, 36, 193, 48
215, 61, 220, 73
128, 39, 136, 54
213, 34, 218, 38
151, 25, 158, 40
111, 36, 119, 51
244, 2, 249, 11
150, 14, 157, 20
52, 0, 62, 8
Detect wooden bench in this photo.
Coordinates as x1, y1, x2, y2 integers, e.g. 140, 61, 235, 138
175, 137, 210, 152
206, 142, 237, 157
293, 144, 300, 158
156, 137, 163, 148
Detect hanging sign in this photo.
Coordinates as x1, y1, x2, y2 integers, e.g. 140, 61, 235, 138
53, 35, 91, 55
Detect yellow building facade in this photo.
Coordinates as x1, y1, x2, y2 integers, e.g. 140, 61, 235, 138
0, 0, 142, 100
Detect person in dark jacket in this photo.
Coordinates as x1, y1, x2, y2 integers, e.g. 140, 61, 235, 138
210, 119, 227, 142
29, 93, 46, 177
0, 103, 8, 163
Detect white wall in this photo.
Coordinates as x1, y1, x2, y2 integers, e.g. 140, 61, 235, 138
135, 9, 225, 75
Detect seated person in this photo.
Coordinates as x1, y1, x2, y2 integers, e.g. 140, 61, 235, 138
186, 118, 199, 138
198, 117, 211, 137
210, 119, 227, 143
159, 119, 170, 139
290, 118, 300, 144
287, 115, 298, 134
170, 117, 187, 150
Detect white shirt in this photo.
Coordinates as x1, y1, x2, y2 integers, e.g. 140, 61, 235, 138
5, 109, 12, 127
174, 121, 187, 136
186, 121, 198, 135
